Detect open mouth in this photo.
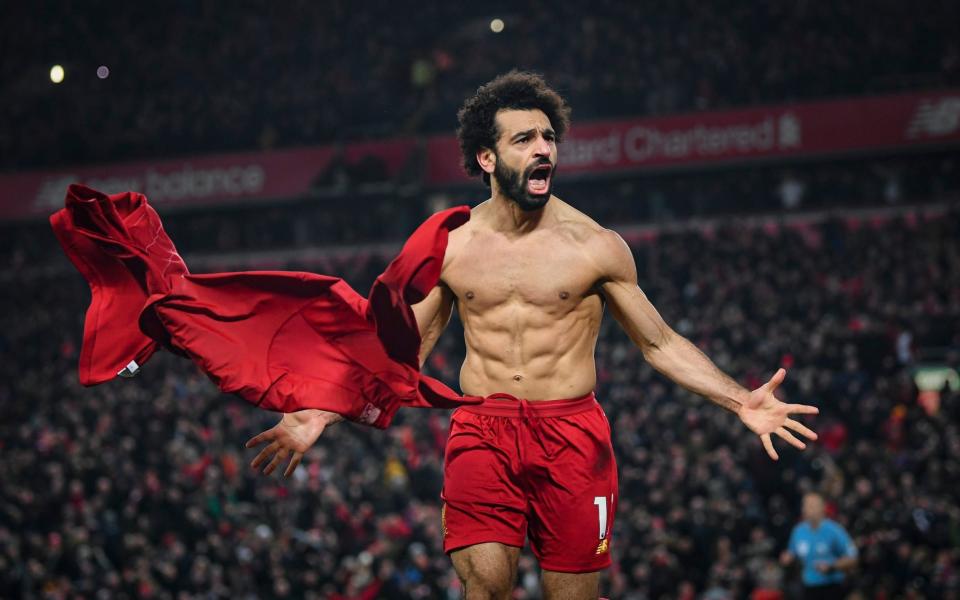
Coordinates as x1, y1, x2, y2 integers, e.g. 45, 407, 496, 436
527, 164, 552, 195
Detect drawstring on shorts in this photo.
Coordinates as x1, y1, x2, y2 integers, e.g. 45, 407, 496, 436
460, 391, 597, 470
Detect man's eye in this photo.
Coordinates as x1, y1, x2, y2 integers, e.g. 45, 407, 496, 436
516, 137, 528, 143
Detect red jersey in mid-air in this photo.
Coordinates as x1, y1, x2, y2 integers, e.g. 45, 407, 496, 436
50, 184, 480, 427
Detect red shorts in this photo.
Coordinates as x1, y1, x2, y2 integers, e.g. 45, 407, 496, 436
441, 391, 618, 573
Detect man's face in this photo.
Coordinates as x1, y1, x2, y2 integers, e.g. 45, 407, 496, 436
802, 494, 825, 522
490, 108, 557, 211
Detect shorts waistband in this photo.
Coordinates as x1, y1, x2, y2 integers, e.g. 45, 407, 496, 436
459, 391, 597, 417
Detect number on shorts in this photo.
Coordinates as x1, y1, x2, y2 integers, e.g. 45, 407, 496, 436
594, 496, 607, 540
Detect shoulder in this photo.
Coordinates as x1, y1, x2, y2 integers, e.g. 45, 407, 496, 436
444, 205, 483, 254
824, 519, 848, 535
550, 200, 636, 284
552, 199, 633, 262
435, 210, 471, 283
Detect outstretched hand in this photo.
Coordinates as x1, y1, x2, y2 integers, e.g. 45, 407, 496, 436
245, 409, 344, 477
739, 368, 818, 461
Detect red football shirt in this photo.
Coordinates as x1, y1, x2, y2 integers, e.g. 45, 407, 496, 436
51, 184, 480, 428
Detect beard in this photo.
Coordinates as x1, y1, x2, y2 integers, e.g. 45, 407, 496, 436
492, 157, 555, 212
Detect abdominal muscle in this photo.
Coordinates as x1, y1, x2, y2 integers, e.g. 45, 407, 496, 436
457, 295, 602, 401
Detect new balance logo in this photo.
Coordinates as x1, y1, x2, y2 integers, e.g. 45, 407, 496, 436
906, 97, 960, 139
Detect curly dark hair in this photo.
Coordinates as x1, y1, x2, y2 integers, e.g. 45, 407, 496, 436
456, 71, 571, 184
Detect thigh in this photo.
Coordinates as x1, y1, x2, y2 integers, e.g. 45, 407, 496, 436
526, 404, 619, 573
542, 570, 601, 600
451, 542, 521, 600
442, 410, 527, 553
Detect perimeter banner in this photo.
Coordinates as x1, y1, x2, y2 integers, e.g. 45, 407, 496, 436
0, 140, 414, 220
1, 89, 958, 219
426, 89, 960, 183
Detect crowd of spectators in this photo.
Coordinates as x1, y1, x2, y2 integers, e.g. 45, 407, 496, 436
3, 1, 959, 170
1, 195, 958, 598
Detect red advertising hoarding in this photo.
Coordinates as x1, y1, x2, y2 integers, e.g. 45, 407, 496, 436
427, 89, 960, 184
0, 140, 414, 221
2, 89, 958, 220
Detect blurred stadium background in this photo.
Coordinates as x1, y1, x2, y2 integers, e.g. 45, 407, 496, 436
1, 2, 959, 598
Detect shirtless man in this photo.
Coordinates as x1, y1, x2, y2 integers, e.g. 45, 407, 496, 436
246, 71, 820, 599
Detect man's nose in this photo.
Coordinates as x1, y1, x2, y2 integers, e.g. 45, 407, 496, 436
532, 135, 552, 158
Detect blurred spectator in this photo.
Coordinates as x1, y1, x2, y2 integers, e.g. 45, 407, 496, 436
780, 493, 858, 599
778, 172, 805, 211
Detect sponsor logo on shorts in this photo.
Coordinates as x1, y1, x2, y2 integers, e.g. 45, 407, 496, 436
595, 538, 609, 554
441, 503, 447, 538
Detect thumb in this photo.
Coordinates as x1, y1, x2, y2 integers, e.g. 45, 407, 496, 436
764, 368, 786, 392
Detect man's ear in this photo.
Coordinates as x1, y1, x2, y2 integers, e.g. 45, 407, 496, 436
476, 147, 496, 177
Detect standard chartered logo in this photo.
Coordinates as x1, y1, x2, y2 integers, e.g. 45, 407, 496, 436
624, 118, 777, 162
562, 112, 804, 169
563, 133, 621, 167
778, 113, 802, 148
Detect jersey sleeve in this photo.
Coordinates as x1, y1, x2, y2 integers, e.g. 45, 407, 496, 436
787, 525, 800, 555
832, 523, 858, 558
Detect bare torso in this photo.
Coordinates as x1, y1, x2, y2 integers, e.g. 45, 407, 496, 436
440, 196, 608, 400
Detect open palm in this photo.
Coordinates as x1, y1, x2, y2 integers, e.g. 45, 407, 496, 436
739, 368, 819, 460
245, 409, 342, 477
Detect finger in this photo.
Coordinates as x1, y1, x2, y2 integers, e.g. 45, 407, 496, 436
264, 448, 289, 476
786, 403, 819, 415
775, 426, 806, 450
250, 441, 280, 470
761, 433, 778, 461
245, 430, 274, 449
283, 452, 303, 479
764, 368, 786, 392
784, 418, 818, 441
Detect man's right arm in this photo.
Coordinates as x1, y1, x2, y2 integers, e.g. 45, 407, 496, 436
248, 284, 454, 478
412, 283, 455, 368
780, 526, 799, 565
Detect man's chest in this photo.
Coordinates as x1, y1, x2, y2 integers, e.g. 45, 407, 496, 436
443, 236, 601, 309
797, 532, 835, 558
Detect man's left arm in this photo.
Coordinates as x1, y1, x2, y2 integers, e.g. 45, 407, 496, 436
592, 229, 819, 460
830, 524, 858, 573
